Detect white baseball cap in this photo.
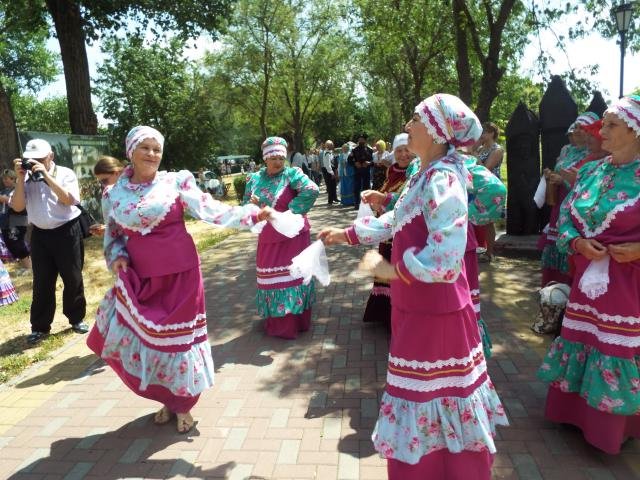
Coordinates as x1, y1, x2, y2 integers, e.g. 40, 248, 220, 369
23, 139, 52, 159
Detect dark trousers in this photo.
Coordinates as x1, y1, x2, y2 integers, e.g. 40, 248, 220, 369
353, 167, 371, 206
30, 217, 86, 333
322, 168, 338, 204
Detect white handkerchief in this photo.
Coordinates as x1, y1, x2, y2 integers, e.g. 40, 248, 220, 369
251, 220, 266, 234
579, 255, 610, 300
533, 177, 546, 209
270, 210, 305, 238
289, 239, 331, 286
357, 202, 374, 219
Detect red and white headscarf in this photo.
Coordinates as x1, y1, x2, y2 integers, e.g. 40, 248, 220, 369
414, 93, 481, 148
125, 126, 165, 160
606, 95, 640, 137
261, 136, 288, 160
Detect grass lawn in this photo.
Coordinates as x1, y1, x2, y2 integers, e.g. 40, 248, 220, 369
0, 217, 236, 384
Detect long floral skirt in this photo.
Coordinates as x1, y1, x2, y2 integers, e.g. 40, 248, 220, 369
87, 266, 214, 413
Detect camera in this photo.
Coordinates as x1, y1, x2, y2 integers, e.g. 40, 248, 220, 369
21, 159, 45, 182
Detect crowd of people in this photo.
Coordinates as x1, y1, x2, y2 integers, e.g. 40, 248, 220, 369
3, 91, 639, 478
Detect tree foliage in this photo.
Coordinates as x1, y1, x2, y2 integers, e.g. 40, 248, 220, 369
0, 2, 58, 165
96, 36, 226, 170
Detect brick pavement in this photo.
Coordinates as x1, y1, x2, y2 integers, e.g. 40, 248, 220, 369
0, 195, 639, 479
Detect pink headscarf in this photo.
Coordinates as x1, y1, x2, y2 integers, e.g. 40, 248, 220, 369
125, 126, 165, 160
414, 93, 481, 148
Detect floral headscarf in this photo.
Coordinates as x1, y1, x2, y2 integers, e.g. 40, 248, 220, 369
606, 95, 640, 137
414, 93, 481, 148
261, 137, 288, 160
125, 126, 164, 160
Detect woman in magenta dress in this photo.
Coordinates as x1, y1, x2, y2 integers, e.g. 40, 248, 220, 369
361, 133, 413, 327
87, 126, 264, 433
464, 156, 506, 357
538, 95, 640, 454
538, 112, 596, 287
243, 137, 319, 339
321, 94, 508, 479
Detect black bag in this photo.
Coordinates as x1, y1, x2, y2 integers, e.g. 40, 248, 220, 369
76, 205, 97, 239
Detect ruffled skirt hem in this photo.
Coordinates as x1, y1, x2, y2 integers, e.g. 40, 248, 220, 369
372, 380, 508, 465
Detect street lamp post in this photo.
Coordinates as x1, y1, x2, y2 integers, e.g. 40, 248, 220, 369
613, 2, 634, 98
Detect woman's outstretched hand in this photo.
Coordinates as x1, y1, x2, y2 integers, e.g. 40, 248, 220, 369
318, 227, 348, 245
358, 250, 397, 280
257, 206, 274, 222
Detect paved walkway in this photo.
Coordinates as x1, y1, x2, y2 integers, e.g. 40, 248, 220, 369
1, 193, 639, 479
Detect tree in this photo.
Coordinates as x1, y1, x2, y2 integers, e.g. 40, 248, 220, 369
12, 95, 71, 133
4, 0, 233, 135
96, 36, 227, 170
0, 3, 57, 167
208, 0, 356, 151
353, 0, 454, 126
451, 0, 530, 122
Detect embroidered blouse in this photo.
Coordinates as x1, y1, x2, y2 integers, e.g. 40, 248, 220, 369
242, 166, 319, 214
102, 167, 258, 267
347, 155, 470, 284
557, 156, 640, 254
465, 156, 507, 225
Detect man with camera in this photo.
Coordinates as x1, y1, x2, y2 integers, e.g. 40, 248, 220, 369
10, 138, 88, 345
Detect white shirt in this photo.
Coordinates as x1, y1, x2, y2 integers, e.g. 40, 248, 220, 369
16, 162, 81, 229
322, 151, 334, 171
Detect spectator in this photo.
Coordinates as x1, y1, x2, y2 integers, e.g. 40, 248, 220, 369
10, 139, 89, 345
321, 140, 338, 205
90, 156, 126, 237
0, 169, 31, 273
371, 139, 388, 190
348, 133, 373, 209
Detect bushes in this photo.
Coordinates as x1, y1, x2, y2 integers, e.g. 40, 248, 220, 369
233, 175, 247, 202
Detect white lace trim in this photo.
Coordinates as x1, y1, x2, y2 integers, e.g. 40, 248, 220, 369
470, 289, 480, 296
389, 343, 484, 372
386, 360, 487, 393
562, 318, 640, 347
567, 301, 640, 325
473, 304, 481, 313
115, 278, 205, 331
392, 204, 422, 235
571, 192, 640, 238
257, 265, 290, 273
257, 274, 298, 285
115, 298, 208, 347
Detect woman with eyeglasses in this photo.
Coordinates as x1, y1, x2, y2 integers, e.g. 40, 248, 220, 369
320, 94, 508, 479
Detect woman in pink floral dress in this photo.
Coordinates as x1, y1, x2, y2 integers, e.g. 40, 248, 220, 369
242, 137, 319, 339
538, 95, 640, 453
87, 126, 265, 433
320, 94, 508, 479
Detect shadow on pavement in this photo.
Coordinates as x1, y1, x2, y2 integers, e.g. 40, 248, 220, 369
15, 354, 101, 389
7, 417, 258, 479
